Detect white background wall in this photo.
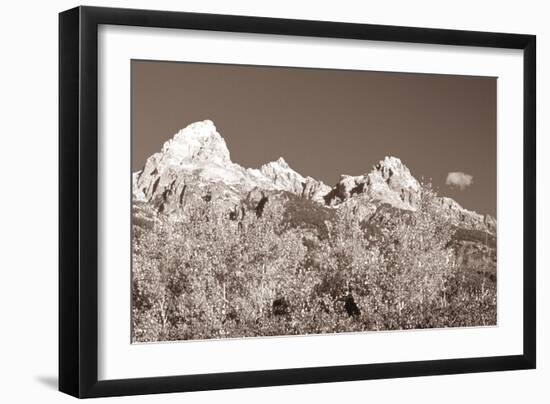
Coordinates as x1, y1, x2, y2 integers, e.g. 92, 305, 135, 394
0, 0, 546, 402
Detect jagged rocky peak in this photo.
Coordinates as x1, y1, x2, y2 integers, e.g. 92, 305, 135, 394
132, 122, 495, 236
260, 157, 305, 194
133, 120, 240, 210
270, 156, 290, 168
133, 120, 332, 212
259, 157, 332, 202
375, 155, 408, 173
373, 156, 419, 191
325, 156, 420, 210
370, 156, 420, 207
160, 119, 231, 166
260, 157, 294, 175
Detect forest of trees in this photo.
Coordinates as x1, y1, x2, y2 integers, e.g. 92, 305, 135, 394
132, 186, 496, 342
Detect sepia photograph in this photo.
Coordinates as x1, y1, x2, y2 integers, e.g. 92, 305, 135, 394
131, 60, 497, 343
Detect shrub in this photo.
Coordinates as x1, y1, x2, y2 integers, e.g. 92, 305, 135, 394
132, 185, 496, 341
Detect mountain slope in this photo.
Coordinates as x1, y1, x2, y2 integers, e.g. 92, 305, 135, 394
133, 120, 331, 214
131, 120, 497, 342
132, 120, 495, 235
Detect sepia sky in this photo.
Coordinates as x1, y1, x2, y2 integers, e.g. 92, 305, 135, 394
132, 60, 496, 217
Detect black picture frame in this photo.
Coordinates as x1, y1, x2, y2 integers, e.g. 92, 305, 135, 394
59, 5, 536, 398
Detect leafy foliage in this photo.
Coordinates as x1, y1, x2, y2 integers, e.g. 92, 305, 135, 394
132, 185, 496, 342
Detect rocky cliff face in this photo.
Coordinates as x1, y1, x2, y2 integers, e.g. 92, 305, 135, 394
321, 156, 494, 234
133, 120, 331, 215
133, 120, 495, 235
435, 197, 497, 234
323, 156, 420, 210
259, 157, 305, 195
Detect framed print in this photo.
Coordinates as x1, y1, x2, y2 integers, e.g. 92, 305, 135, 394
59, 6, 536, 398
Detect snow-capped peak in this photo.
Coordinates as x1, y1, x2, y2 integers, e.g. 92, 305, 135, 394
133, 122, 495, 235
133, 121, 323, 208
160, 119, 231, 166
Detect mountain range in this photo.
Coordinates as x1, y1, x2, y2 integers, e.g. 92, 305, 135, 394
133, 120, 496, 239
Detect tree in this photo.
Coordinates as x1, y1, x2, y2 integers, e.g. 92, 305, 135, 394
369, 184, 456, 328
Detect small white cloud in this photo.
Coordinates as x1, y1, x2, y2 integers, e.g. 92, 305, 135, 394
446, 172, 473, 190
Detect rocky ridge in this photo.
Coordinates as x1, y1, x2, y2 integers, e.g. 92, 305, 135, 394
133, 120, 496, 234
